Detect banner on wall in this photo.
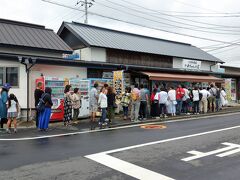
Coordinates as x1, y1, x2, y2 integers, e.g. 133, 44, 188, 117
113, 70, 124, 96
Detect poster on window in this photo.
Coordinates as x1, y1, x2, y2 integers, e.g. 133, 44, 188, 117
231, 79, 237, 101
113, 70, 124, 96
224, 79, 232, 101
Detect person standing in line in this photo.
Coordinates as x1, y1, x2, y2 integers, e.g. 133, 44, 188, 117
159, 87, 168, 118
200, 87, 210, 114
107, 86, 116, 123
6, 94, 19, 133
0, 83, 11, 129
139, 84, 148, 120
168, 87, 177, 116
34, 82, 44, 128
208, 84, 217, 112
144, 84, 150, 118
64, 85, 74, 126
220, 87, 227, 108
72, 88, 81, 121
38, 87, 53, 131
215, 87, 221, 112
98, 87, 108, 128
89, 83, 99, 130
131, 84, 140, 122
192, 86, 200, 114
121, 87, 131, 120
150, 88, 158, 118
182, 85, 190, 115
176, 84, 185, 115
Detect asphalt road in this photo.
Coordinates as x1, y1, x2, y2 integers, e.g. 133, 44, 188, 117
1, 112, 240, 180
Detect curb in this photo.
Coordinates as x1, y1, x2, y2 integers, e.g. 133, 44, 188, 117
110, 109, 240, 128
16, 108, 240, 130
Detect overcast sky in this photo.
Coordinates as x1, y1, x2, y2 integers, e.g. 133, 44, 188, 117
1, 0, 240, 66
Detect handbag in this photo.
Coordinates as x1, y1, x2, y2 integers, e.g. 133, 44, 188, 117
173, 100, 177, 105
36, 94, 47, 112
113, 102, 118, 108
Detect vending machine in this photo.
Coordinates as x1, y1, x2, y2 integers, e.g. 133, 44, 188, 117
35, 76, 69, 121
88, 78, 113, 91
69, 78, 90, 118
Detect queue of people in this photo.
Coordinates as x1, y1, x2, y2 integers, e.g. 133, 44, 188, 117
149, 84, 228, 117
0, 81, 230, 133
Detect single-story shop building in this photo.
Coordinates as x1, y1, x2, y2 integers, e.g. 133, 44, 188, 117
57, 22, 233, 90
1, 19, 239, 120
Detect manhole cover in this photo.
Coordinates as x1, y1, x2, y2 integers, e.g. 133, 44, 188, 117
140, 124, 167, 129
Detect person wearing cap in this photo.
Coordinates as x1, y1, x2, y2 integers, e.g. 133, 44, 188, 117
0, 83, 11, 128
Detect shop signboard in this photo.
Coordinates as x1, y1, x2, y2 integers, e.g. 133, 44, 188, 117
182, 59, 201, 70
62, 50, 80, 60
113, 70, 124, 96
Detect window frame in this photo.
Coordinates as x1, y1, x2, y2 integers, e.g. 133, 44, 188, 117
0, 66, 20, 88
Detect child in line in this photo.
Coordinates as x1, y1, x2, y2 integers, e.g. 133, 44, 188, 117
6, 94, 19, 133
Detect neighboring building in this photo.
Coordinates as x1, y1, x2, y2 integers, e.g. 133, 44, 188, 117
220, 65, 240, 102
58, 21, 224, 87
0, 19, 85, 118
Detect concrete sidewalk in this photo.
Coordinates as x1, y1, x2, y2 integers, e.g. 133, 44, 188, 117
16, 106, 240, 130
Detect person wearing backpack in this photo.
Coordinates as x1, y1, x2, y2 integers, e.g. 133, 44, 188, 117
38, 87, 53, 131
34, 82, 44, 128
199, 87, 210, 114
208, 84, 217, 112
130, 84, 140, 122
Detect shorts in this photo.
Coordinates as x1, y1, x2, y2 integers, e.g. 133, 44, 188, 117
8, 112, 17, 119
89, 104, 98, 113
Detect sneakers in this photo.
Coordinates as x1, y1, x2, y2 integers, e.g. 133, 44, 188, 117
6, 129, 11, 134
14, 129, 17, 133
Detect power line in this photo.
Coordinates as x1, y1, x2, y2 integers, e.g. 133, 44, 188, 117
95, 0, 240, 35
41, 0, 240, 46
116, 0, 240, 29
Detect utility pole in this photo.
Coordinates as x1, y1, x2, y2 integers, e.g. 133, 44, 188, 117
76, 0, 94, 24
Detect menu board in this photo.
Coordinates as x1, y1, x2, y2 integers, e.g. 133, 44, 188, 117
113, 70, 124, 96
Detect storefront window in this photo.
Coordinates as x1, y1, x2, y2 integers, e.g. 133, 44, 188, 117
6, 67, 18, 87
0, 67, 19, 87
0, 67, 3, 86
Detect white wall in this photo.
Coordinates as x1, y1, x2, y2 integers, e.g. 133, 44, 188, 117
173, 58, 215, 71
80, 47, 106, 62
91, 47, 106, 62
0, 60, 87, 109
0, 60, 27, 109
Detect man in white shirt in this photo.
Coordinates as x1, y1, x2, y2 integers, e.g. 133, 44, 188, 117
158, 88, 168, 118
200, 87, 210, 113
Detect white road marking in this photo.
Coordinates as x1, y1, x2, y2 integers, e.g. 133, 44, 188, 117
86, 153, 174, 180
217, 148, 240, 157
181, 142, 240, 161
85, 123, 240, 180
0, 111, 240, 141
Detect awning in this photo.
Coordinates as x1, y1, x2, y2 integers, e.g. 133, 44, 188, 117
142, 72, 223, 83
